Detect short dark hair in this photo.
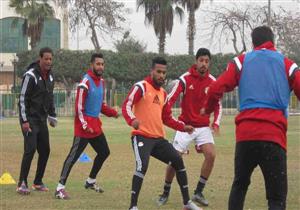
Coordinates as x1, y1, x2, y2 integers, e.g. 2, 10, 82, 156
39, 47, 53, 57
152, 56, 167, 68
251, 26, 274, 47
196, 48, 211, 60
91, 53, 104, 63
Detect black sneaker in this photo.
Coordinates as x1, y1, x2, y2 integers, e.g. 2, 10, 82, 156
156, 193, 169, 206
192, 192, 209, 206
84, 181, 104, 193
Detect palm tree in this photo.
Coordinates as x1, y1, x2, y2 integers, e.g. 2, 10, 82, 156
180, 0, 201, 55
9, 0, 54, 50
137, 0, 184, 54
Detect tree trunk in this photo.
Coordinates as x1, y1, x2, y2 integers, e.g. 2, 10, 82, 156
240, 22, 247, 53
62, 8, 69, 49
111, 78, 116, 107
62, 76, 74, 116
187, 9, 196, 55
83, 2, 101, 51
158, 28, 166, 54
230, 27, 239, 54
90, 28, 100, 51
29, 25, 38, 50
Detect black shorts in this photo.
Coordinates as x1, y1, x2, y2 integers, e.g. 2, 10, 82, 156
131, 135, 184, 174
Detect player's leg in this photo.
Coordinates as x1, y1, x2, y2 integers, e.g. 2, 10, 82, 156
228, 141, 258, 210
55, 136, 88, 199
33, 122, 50, 191
193, 127, 215, 206
129, 135, 155, 210
17, 123, 39, 195
85, 133, 110, 192
152, 139, 201, 210
157, 131, 192, 205
259, 142, 287, 210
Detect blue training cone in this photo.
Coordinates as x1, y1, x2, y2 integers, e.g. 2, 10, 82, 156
78, 153, 92, 163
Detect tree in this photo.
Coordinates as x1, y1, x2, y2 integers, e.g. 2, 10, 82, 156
56, 0, 128, 51
179, 0, 201, 55
114, 31, 147, 53
9, 0, 54, 50
205, 4, 255, 54
137, 0, 184, 54
271, 8, 300, 58
205, 4, 300, 56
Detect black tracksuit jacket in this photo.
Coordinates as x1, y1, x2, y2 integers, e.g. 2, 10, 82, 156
18, 62, 56, 124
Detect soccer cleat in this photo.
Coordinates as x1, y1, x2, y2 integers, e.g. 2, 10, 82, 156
192, 192, 209, 206
183, 200, 203, 210
84, 181, 104, 193
16, 181, 30, 195
32, 183, 49, 191
129, 206, 138, 210
55, 189, 70, 200
156, 193, 169, 206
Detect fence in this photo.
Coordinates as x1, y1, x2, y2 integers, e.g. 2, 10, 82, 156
0, 88, 299, 118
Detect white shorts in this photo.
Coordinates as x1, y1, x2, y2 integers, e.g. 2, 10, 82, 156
172, 127, 214, 154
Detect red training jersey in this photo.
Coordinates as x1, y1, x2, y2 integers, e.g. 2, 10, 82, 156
166, 64, 222, 128
74, 70, 118, 138
204, 41, 300, 150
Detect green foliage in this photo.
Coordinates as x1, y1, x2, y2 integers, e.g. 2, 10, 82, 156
114, 37, 147, 54
210, 53, 235, 76
290, 55, 300, 66
16, 50, 234, 89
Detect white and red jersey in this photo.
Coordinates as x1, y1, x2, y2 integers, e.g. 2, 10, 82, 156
166, 64, 222, 128
204, 41, 300, 150
74, 70, 118, 138
122, 76, 186, 138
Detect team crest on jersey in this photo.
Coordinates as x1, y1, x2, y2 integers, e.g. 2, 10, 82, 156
153, 95, 161, 105
138, 142, 144, 147
189, 84, 194, 90
204, 87, 209, 94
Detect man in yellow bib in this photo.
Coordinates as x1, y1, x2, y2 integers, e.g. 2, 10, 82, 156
122, 57, 202, 210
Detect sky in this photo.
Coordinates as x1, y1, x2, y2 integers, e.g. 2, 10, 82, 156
68, 0, 300, 55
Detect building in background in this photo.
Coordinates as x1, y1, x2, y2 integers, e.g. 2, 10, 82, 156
0, 0, 69, 90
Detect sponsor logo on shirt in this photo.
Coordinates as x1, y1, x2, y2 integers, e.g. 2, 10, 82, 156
153, 95, 161, 105
205, 87, 209, 94
189, 84, 194, 90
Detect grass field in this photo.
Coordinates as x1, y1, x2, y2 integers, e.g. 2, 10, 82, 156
0, 116, 299, 210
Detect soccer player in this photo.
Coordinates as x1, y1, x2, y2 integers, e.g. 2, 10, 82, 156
157, 48, 222, 207
203, 26, 300, 210
55, 53, 118, 199
122, 57, 202, 210
17, 47, 57, 194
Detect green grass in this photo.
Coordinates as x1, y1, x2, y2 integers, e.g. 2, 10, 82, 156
0, 116, 299, 210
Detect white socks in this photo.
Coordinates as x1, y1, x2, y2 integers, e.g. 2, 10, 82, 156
56, 183, 65, 191
87, 177, 96, 184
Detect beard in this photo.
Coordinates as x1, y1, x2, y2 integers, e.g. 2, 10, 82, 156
197, 67, 207, 75
153, 78, 164, 87
93, 69, 103, 77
